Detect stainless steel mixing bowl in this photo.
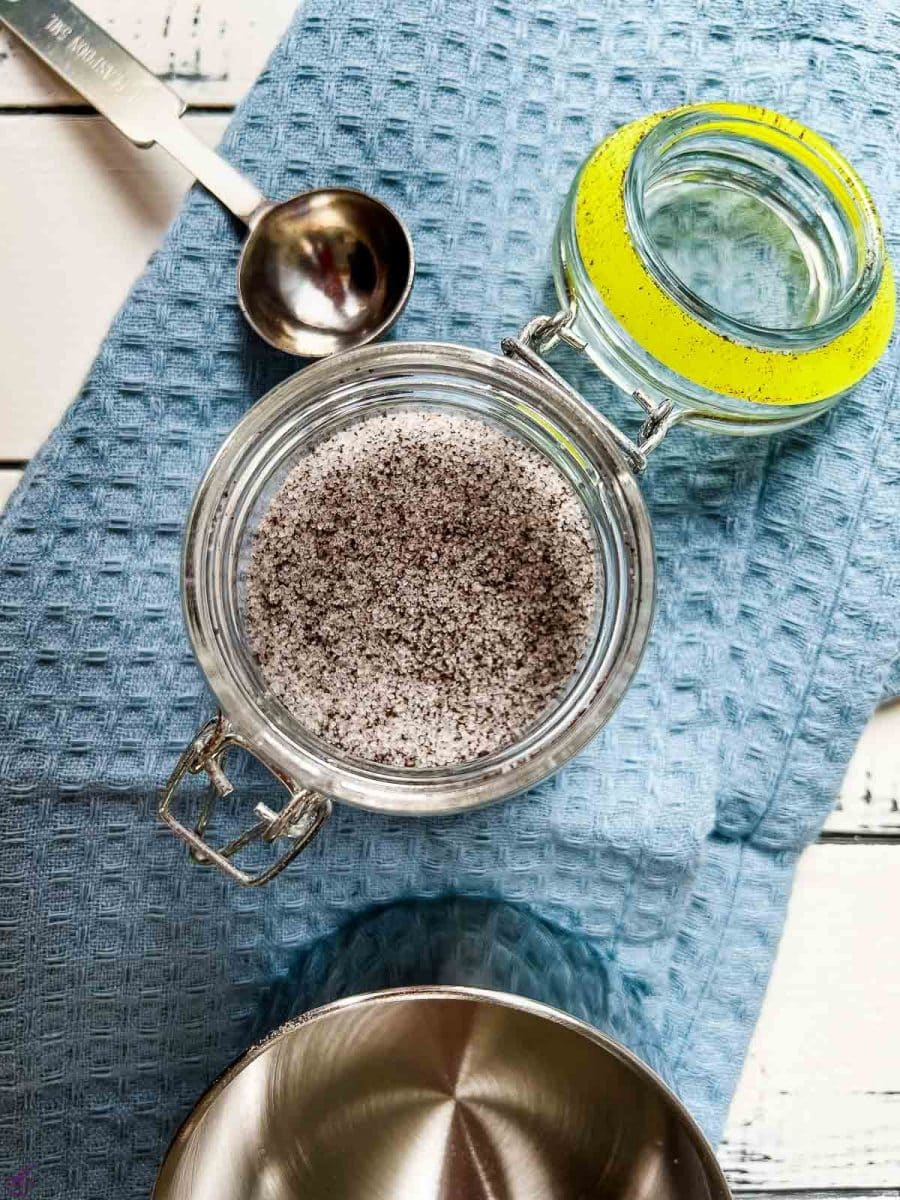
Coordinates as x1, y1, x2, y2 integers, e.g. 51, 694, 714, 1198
154, 987, 731, 1200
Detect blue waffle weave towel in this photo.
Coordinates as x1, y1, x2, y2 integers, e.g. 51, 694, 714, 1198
1, 2, 898, 1194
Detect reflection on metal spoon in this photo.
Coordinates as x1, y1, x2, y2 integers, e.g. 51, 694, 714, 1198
240, 189, 413, 357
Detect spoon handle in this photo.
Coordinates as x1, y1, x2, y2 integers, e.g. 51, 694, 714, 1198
0, 0, 266, 225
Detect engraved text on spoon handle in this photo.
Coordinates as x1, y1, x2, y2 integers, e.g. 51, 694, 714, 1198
0, 0, 266, 225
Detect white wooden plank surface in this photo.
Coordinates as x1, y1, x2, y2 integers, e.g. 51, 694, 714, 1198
0, 113, 228, 459
0, 469, 21, 508
827, 699, 900, 835
722, 844, 900, 1191
0, 0, 296, 107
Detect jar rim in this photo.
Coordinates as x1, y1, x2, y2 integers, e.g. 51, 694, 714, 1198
182, 341, 655, 816
624, 104, 886, 350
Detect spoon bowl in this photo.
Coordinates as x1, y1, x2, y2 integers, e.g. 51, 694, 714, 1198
238, 189, 415, 357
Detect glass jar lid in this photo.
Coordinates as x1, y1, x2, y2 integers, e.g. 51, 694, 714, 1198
552, 102, 894, 432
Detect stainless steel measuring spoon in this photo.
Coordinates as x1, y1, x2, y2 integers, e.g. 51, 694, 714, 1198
0, 0, 415, 357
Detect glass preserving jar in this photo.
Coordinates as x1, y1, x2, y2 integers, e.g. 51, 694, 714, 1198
160, 103, 893, 885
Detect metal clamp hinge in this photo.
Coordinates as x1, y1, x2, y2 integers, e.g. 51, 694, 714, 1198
517, 301, 587, 355
159, 714, 332, 887
503, 306, 691, 472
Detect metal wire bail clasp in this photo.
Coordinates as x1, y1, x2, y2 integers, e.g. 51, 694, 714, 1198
159, 714, 332, 887
503, 302, 690, 472
517, 302, 588, 356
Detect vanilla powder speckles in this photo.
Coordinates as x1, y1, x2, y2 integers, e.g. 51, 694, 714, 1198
245, 409, 598, 767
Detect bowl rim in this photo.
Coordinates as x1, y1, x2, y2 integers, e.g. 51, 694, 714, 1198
153, 984, 733, 1200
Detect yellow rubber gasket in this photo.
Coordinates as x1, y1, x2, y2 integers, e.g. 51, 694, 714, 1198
574, 102, 895, 406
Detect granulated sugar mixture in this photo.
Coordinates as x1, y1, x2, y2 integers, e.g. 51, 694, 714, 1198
245, 408, 598, 768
